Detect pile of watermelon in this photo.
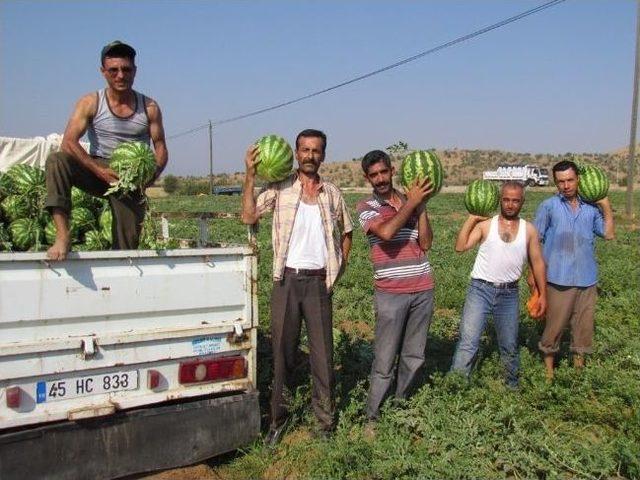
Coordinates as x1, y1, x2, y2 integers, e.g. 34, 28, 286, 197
0, 164, 113, 252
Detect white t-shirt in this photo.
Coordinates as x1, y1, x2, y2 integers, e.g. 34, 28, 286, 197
285, 201, 328, 269
470, 216, 528, 283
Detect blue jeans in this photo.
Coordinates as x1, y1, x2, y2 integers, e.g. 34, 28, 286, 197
451, 278, 520, 387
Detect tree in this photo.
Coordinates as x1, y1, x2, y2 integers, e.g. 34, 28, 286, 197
386, 141, 409, 156
163, 174, 179, 194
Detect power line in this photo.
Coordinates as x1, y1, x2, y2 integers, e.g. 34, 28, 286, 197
168, 0, 566, 140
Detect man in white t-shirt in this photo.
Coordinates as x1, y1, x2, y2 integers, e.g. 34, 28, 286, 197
241, 129, 353, 445
450, 181, 547, 388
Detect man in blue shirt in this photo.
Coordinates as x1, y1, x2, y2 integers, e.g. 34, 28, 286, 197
533, 160, 614, 380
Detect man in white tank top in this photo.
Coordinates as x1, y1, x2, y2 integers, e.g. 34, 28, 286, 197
450, 181, 547, 388
44, 41, 168, 260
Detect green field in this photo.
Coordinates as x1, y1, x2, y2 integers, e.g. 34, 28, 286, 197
151, 191, 639, 479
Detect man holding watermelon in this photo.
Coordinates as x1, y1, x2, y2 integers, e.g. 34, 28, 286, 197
357, 149, 435, 429
45, 40, 168, 260
241, 129, 353, 445
533, 160, 615, 379
451, 181, 547, 388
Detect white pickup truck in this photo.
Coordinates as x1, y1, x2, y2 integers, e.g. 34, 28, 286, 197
0, 245, 260, 478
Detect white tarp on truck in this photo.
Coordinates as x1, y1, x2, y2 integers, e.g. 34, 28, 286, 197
0, 134, 89, 172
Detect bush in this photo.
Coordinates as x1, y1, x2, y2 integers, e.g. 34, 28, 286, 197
163, 174, 179, 194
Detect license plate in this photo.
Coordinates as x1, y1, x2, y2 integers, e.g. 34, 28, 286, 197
36, 370, 139, 403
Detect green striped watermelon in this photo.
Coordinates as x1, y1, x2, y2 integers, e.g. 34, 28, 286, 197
1, 195, 31, 222
107, 141, 157, 195
255, 134, 293, 182
5, 164, 45, 195
83, 230, 109, 251
578, 164, 609, 203
70, 207, 96, 235
99, 208, 113, 243
44, 219, 57, 245
71, 187, 101, 210
399, 150, 444, 197
0, 222, 12, 251
464, 179, 499, 216
10, 218, 43, 251
0, 173, 12, 199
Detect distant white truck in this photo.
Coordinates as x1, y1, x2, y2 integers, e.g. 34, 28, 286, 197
482, 164, 550, 186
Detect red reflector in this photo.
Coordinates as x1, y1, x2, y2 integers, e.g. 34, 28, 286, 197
6, 386, 21, 408
147, 370, 161, 389
179, 356, 246, 384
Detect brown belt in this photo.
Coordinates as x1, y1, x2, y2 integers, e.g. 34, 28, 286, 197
284, 267, 326, 277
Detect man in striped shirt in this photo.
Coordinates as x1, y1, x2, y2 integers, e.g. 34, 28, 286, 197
533, 160, 615, 379
241, 129, 353, 445
357, 150, 435, 427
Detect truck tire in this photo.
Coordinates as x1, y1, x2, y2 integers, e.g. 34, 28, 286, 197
526, 179, 535, 187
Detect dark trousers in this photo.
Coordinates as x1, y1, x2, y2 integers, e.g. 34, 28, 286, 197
45, 151, 146, 249
270, 271, 334, 430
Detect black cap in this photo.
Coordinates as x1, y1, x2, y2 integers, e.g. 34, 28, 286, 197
100, 40, 136, 64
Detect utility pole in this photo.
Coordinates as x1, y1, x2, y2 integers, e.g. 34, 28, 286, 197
627, 0, 640, 217
208, 120, 214, 195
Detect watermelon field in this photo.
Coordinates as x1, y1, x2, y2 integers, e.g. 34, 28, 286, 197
142, 188, 639, 480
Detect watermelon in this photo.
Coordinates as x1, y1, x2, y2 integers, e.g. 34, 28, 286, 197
44, 219, 57, 245
5, 164, 45, 195
99, 208, 113, 243
0, 173, 11, 199
0, 222, 12, 251
1, 195, 31, 222
83, 230, 109, 251
71, 187, 101, 210
464, 179, 499, 217
9, 218, 43, 251
578, 164, 609, 203
106, 141, 157, 195
255, 135, 293, 182
70, 207, 96, 235
399, 150, 444, 197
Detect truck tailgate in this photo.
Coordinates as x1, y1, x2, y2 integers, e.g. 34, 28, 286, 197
0, 248, 258, 429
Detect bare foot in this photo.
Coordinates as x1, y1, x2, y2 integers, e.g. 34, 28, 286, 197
47, 237, 71, 261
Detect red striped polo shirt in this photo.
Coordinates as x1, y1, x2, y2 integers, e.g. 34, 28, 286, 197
357, 193, 435, 293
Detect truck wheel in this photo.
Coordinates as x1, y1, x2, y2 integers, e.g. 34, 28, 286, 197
526, 179, 535, 187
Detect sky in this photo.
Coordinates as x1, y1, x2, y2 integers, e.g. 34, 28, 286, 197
0, 0, 637, 176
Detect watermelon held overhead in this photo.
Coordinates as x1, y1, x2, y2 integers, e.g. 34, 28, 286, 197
255, 135, 293, 182
578, 164, 609, 203
464, 179, 499, 217
399, 150, 444, 198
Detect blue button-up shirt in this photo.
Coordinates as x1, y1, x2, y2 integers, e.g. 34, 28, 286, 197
533, 194, 605, 287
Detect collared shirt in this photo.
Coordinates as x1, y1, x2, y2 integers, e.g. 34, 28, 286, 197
357, 190, 434, 293
533, 193, 605, 287
256, 172, 353, 290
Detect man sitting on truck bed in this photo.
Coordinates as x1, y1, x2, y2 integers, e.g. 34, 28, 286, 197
241, 129, 353, 445
45, 40, 168, 260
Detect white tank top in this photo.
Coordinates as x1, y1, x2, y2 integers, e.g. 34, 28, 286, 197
470, 216, 528, 283
87, 89, 151, 158
285, 201, 328, 269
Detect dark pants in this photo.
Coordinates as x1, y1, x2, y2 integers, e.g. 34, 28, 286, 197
45, 151, 146, 249
270, 270, 334, 431
367, 289, 434, 419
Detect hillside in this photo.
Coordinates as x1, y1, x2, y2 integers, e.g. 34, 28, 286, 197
177, 148, 635, 190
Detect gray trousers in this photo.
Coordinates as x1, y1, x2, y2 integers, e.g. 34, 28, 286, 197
270, 271, 334, 430
45, 151, 146, 250
367, 288, 434, 419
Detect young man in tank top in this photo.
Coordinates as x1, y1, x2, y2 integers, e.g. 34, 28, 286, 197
450, 181, 547, 388
45, 41, 168, 260
241, 129, 353, 445
357, 150, 435, 432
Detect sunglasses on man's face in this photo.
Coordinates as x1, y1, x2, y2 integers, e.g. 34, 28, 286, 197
104, 66, 134, 76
